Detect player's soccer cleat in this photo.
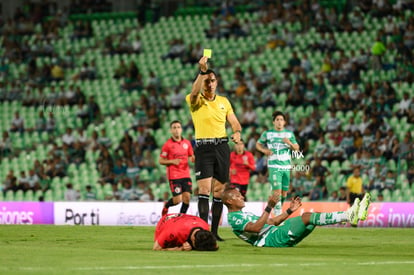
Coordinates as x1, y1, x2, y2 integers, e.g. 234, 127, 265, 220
161, 202, 168, 216
347, 198, 360, 227
358, 192, 371, 221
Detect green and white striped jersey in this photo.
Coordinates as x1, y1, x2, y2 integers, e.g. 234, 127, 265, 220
258, 129, 298, 170
227, 211, 273, 246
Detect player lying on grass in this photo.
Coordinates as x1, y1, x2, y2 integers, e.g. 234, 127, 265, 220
153, 213, 218, 251
222, 186, 371, 247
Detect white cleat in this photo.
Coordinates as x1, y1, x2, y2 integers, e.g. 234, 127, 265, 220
358, 193, 371, 221
347, 198, 360, 227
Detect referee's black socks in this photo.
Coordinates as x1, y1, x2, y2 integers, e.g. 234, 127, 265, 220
198, 194, 210, 222
180, 202, 189, 214
211, 197, 223, 238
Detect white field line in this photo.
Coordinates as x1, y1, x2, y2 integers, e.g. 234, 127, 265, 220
3, 261, 414, 272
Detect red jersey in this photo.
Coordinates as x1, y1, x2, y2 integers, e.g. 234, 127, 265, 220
229, 150, 256, 185
160, 138, 194, 180
154, 214, 210, 248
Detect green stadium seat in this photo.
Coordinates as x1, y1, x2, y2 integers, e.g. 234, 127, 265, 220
5, 190, 14, 201
24, 190, 34, 201
14, 190, 24, 201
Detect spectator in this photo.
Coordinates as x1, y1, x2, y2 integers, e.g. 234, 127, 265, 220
311, 158, 330, 183
10, 111, 25, 133
112, 158, 127, 182
120, 178, 138, 201
64, 183, 80, 201
70, 142, 86, 166
26, 169, 41, 192
163, 39, 186, 59
3, 171, 23, 194
86, 96, 101, 123
139, 150, 156, 172
290, 171, 305, 197
46, 112, 56, 134
338, 186, 347, 201
370, 35, 387, 70
240, 102, 258, 128
398, 92, 412, 118
18, 171, 30, 191
328, 190, 339, 201
313, 134, 330, 161
346, 168, 366, 205
61, 127, 75, 148
105, 183, 121, 200
169, 87, 185, 110
0, 131, 12, 157
98, 129, 112, 148
83, 185, 97, 201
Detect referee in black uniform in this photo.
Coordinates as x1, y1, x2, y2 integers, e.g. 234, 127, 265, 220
185, 56, 242, 241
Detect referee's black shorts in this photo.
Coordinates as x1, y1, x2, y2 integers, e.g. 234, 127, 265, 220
194, 142, 230, 184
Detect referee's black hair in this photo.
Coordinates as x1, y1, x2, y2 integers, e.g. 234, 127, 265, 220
272, 111, 286, 121
203, 69, 216, 76
193, 69, 217, 81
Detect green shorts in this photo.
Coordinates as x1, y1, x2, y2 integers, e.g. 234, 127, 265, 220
268, 167, 291, 191
263, 216, 316, 247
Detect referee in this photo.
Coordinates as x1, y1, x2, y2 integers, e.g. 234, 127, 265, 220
185, 56, 242, 241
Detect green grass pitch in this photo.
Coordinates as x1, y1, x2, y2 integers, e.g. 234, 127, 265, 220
1, 226, 414, 275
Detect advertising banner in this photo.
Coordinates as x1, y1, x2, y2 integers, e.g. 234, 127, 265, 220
2, 201, 413, 227
54, 202, 164, 226
53, 201, 266, 226
0, 202, 54, 225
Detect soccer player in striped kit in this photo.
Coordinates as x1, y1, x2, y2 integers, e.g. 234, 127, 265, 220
256, 111, 300, 215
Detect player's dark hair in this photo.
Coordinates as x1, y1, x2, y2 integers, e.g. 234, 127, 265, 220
170, 120, 181, 127
272, 111, 286, 121
221, 186, 237, 207
193, 230, 219, 251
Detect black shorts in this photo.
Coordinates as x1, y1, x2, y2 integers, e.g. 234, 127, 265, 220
194, 142, 230, 183
169, 178, 192, 196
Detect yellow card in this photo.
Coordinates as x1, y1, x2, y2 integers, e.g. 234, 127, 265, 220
203, 49, 212, 58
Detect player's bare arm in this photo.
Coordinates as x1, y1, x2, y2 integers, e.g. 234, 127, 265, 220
152, 241, 192, 251
159, 157, 181, 166
256, 142, 272, 156
269, 196, 302, 226
282, 137, 300, 151
244, 194, 278, 233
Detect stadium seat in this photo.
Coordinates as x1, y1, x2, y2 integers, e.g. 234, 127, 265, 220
24, 190, 34, 201
5, 190, 14, 201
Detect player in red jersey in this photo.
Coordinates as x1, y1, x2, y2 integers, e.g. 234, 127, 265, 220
153, 213, 218, 251
159, 120, 195, 215
229, 139, 256, 200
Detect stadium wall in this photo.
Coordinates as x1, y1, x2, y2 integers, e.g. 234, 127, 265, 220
1, 202, 414, 227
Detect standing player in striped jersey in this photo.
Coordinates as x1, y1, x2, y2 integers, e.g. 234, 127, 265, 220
159, 120, 195, 216
256, 111, 300, 215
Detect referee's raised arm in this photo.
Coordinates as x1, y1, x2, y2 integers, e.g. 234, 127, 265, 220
190, 56, 209, 104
